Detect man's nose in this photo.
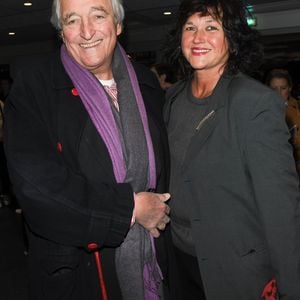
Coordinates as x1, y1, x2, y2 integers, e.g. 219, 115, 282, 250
80, 19, 95, 40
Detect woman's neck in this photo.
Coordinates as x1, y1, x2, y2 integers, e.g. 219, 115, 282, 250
192, 70, 223, 99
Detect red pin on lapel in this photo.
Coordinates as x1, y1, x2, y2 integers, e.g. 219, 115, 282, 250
56, 142, 63, 153
71, 88, 79, 96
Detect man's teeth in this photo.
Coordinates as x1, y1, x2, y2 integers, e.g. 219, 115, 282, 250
80, 40, 101, 48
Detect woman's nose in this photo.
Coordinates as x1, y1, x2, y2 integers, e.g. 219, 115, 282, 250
193, 29, 205, 43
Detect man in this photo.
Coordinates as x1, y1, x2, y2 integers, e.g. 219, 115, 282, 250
4, 0, 174, 299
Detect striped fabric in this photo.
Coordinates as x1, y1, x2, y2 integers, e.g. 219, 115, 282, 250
103, 83, 119, 111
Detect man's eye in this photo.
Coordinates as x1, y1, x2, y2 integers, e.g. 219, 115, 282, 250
65, 18, 79, 26
92, 14, 106, 21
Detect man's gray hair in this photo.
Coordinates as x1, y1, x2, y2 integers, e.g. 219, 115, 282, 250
50, 0, 125, 30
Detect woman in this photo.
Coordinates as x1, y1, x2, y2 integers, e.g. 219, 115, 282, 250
164, 0, 300, 299
4, 0, 174, 299
266, 68, 300, 175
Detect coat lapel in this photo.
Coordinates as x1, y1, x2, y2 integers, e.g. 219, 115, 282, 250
51, 51, 116, 182
78, 118, 116, 182
51, 51, 165, 185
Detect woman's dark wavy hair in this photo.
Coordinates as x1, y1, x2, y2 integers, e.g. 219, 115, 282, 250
163, 0, 263, 78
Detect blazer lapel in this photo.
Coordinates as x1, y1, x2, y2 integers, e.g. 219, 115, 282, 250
182, 75, 234, 169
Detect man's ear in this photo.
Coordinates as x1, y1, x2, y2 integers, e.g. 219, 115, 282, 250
116, 23, 122, 36
60, 31, 65, 42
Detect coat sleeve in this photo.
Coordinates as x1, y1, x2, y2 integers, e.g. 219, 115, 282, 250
4, 68, 134, 249
242, 87, 300, 298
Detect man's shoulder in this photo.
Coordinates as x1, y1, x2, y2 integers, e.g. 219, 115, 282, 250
12, 50, 60, 79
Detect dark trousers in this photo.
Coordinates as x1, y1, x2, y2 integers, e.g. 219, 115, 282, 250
173, 246, 206, 300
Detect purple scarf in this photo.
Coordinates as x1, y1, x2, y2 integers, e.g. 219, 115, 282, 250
60, 44, 156, 188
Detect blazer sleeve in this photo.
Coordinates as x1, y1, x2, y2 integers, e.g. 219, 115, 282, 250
242, 88, 300, 297
4, 68, 134, 249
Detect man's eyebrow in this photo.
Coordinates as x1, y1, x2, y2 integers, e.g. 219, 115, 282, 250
62, 12, 78, 23
90, 6, 109, 15
62, 6, 109, 23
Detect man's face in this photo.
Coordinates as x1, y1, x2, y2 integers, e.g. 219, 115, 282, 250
60, 0, 122, 79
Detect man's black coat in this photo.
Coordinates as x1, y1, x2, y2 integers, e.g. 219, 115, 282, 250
4, 50, 173, 300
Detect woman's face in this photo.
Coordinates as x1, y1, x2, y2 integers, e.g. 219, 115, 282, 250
181, 12, 229, 75
269, 77, 291, 101
60, 0, 122, 79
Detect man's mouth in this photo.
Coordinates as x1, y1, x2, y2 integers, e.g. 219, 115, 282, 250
80, 40, 102, 49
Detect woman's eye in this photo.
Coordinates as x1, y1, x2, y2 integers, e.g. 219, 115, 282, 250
206, 25, 218, 31
184, 26, 196, 31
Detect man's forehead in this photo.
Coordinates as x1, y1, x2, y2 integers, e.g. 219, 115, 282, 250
60, 0, 112, 13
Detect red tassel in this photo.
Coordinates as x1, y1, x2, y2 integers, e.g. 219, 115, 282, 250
88, 243, 108, 300
261, 278, 277, 300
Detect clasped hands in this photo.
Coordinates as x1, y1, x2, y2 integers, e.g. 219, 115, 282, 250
134, 192, 171, 237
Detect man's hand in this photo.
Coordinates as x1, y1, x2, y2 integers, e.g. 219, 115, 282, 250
134, 192, 171, 237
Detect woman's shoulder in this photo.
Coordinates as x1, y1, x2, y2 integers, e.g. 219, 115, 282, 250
229, 73, 271, 96
288, 96, 299, 108
222, 73, 286, 127
165, 77, 190, 101
227, 73, 283, 109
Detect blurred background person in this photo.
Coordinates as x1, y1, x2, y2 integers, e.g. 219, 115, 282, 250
265, 68, 300, 176
0, 97, 6, 208
265, 68, 298, 107
0, 77, 13, 208
4, 0, 175, 299
163, 0, 300, 299
150, 63, 178, 91
0, 77, 13, 101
